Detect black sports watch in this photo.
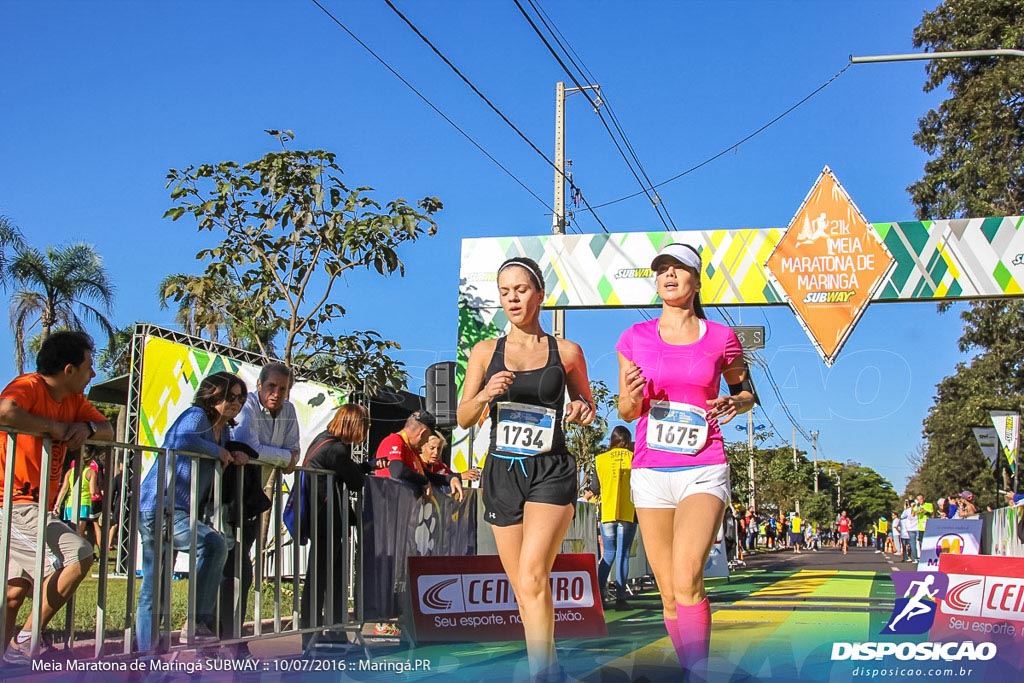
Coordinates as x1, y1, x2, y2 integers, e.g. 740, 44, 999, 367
86, 421, 97, 437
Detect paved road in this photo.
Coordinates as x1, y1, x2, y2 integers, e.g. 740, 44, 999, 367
738, 542, 904, 574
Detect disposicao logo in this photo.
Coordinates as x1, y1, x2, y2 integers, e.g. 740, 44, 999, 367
883, 571, 949, 635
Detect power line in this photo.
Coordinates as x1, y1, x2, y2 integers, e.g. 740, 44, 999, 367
588, 63, 853, 210
379, 0, 610, 234
306, 0, 552, 213
519, 0, 816, 438
513, 0, 675, 233
528, 0, 678, 231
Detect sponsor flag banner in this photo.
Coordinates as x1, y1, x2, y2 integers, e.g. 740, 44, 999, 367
933, 554, 1024, 669
917, 518, 983, 572
990, 411, 1020, 472
408, 554, 607, 642
973, 426, 1002, 467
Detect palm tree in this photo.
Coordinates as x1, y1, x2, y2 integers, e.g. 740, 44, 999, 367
158, 272, 281, 356
9, 242, 116, 374
0, 216, 25, 290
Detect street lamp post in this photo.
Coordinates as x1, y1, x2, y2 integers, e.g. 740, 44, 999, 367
850, 49, 1024, 64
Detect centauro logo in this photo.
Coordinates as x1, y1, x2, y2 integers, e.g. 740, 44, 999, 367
831, 642, 996, 662
803, 290, 855, 304
417, 572, 593, 615
944, 579, 983, 612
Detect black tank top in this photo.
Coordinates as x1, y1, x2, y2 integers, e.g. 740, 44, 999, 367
484, 334, 567, 457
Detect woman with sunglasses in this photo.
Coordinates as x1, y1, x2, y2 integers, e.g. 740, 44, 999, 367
617, 243, 753, 680
136, 371, 252, 651
459, 256, 595, 682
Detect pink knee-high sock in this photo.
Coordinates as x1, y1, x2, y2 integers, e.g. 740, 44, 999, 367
663, 614, 685, 656
674, 598, 711, 673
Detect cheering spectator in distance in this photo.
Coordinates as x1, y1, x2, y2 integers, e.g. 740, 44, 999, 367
220, 362, 299, 658
912, 494, 933, 559
0, 331, 111, 665
595, 426, 638, 611
790, 512, 803, 553
899, 500, 915, 562
136, 372, 250, 651
743, 507, 758, 551
874, 514, 888, 553
418, 432, 465, 502
957, 490, 978, 518
298, 404, 371, 649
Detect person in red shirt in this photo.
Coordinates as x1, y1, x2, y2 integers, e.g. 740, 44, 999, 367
374, 410, 436, 498
0, 331, 113, 664
837, 510, 852, 555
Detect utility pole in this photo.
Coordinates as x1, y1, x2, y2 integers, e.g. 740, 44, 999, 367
792, 426, 798, 468
552, 82, 566, 339
792, 426, 799, 515
748, 410, 756, 510
811, 430, 820, 494
552, 81, 600, 339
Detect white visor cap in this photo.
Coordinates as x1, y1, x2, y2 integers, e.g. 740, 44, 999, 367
651, 243, 701, 272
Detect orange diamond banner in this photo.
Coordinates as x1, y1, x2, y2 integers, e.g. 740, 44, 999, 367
766, 167, 895, 366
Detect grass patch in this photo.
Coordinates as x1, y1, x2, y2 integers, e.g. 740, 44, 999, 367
16, 572, 301, 641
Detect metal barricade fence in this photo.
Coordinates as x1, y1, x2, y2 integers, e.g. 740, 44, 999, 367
0, 429, 364, 661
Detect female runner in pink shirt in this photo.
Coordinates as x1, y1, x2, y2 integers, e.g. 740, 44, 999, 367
617, 243, 754, 680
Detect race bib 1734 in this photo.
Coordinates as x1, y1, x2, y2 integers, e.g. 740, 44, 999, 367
495, 402, 556, 456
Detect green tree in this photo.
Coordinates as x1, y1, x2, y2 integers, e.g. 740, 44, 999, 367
836, 463, 901, 534
566, 380, 615, 478
908, 0, 1024, 218
164, 131, 442, 393
908, 1, 1024, 504
157, 272, 283, 355
8, 242, 116, 373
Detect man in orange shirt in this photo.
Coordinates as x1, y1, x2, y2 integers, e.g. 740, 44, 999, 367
0, 331, 113, 664
373, 410, 436, 498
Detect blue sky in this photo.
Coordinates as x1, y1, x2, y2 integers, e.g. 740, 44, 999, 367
1, 1, 972, 491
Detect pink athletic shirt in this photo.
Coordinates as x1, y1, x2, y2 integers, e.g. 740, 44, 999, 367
616, 318, 743, 469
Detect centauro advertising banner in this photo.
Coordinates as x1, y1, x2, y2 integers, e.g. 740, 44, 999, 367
933, 554, 1024, 669
408, 554, 606, 642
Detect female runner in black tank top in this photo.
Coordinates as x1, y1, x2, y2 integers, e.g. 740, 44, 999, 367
458, 257, 595, 683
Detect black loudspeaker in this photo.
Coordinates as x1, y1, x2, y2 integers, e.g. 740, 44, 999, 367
425, 362, 459, 429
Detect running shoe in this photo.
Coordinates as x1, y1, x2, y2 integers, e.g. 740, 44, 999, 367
2, 642, 32, 666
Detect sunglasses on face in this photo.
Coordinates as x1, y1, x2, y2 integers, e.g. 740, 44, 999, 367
224, 391, 246, 404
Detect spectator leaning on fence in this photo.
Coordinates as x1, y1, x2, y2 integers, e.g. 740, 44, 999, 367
298, 403, 371, 650
135, 371, 252, 652
0, 331, 112, 665
219, 362, 299, 659
373, 410, 436, 499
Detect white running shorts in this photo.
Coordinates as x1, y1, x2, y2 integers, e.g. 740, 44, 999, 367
630, 463, 730, 508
